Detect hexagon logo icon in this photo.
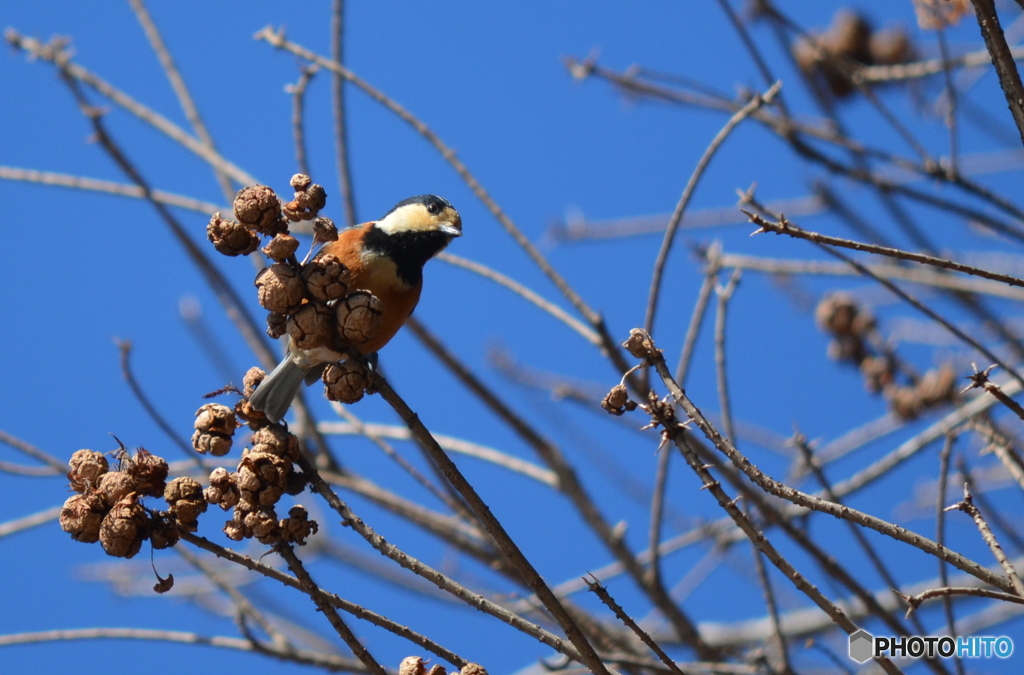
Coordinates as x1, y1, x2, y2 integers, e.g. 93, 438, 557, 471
849, 629, 874, 663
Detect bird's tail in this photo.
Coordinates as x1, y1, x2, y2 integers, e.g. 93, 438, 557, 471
249, 357, 309, 423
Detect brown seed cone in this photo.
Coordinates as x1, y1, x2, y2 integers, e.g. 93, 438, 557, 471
283, 183, 327, 222
244, 508, 280, 543
886, 384, 921, 421
279, 504, 319, 545
99, 495, 150, 559
287, 301, 335, 349
622, 328, 659, 360
251, 425, 300, 461
827, 10, 872, 64
400, 657, 427, 675
860, 355, 896, 393
262, 233, 300, 262
336, 291, 383, 348
313, 216, 339, 244
235, 398, 271, 431
164, 477, 208, 530
913, 0, 970, 30
124, 448, 169, 498
242, 367, 266, 398
192, 430, 232, 457
68, 449, 109, 492
303, 254, 351, 302
323, 361, 370, 404
815, 293, 860, 335
204, 467, 241, 510
459, 664, 489, 675
149, 511, 181, 549
237, 451, 291, 507
255, 263, 306, 315
290, 173, 312, 191
601, 383, 637, 416
98, 471, 140, 507
60, 492, 108, 543
195, 403, 238, 437
234, 185, 286, 235
266, 311, 288, 339
223, 518, 250, 541
207, 213, 261, 257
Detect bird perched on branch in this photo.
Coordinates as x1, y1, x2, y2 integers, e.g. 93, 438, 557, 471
250, 194, 462, 422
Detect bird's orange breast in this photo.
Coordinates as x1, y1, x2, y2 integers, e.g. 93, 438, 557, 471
320, 224, 422, 354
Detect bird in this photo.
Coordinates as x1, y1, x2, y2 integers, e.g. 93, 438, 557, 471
249, 194, 462, 422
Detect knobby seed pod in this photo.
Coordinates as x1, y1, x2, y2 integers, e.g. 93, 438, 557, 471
99, 494, 150, 559
459, 664, 489, 675
98, 471, 139, 506
242, 367, 266, 398
283, 175, 327, 222
207, 212, 261, 257
192, 403, 237, 457
204, 467, 240, 510
312, 216, 339, 245
255, 263, 306, 315
235, 398, 270, 431
279, 504, 318, 545
250, 425, 300, 461
323, 360, 371, 404
335, 291, 383, 348
266, 311, 288, 339
164, 477, 208, 531
125, 448, 169, 498
243, 507, 280, 544
60, 492, 108, 543
262, 233, 300, 262
601, 384, 637, 416
67, 449, 109, 493
234, 185, 286, 236
237, 451, 290, 507
303, 253, 350, 302
287, 301, 335, 350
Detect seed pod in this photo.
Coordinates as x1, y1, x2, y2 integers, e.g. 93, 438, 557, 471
149, 511, 180, 550
67, 449, 109, 493
164, 477, 208, 530
204, 467, 240, 510
323, 360, 370, 404
313, 216, 339, 244
287, 301, 335, 350
244, 508, 280, 543
266, 311, 288, 339
98, 471, 139, 506
255, 263, 306, 315
459, 664, 489, 675
303, 254, 350, 302
234, 185, 285, 235
283, 182, 327, 222
99, 495, 150, 559
242, 367, 266, 398
251, 425, 299, 461
400, 657, 427, 675
262, 233, 300, 262
207, 212, 261, 256
336, 291, 383, 348
279, 504, 318, 545
60, 492, 108, 543
125, 448, 169, 497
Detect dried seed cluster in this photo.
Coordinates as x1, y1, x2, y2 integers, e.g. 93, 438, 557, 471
399, 656, 489, 675
192, 403, 238, 456
204, 422, 317, 546
60, 446, 176, 558
816, 293, 957, 420
792, 9, 913, 98
208, 177, 378, 405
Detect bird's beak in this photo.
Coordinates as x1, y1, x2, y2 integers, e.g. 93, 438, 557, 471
440, 223, 462, 238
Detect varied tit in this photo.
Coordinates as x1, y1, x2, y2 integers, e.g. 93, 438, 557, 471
249, 194, 462, 422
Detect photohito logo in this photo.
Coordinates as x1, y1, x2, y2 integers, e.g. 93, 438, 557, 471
849, 629, 1014, 663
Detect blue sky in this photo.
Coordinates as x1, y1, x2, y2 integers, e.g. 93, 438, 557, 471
2, 2, 1023, 674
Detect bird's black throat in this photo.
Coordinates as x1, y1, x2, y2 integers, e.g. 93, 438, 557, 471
362, 225, 452, 286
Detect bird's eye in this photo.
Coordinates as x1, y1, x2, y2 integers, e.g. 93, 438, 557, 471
426, 201, 440, 215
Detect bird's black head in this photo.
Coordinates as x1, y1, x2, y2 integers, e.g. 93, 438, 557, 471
364, 194, 462, 285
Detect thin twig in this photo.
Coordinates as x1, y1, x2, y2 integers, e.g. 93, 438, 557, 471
0, 506, 62, 539
127, 0, 235, 201
743, 502, 792, 674
331, 0, 357, 227
935, 433, 966, 675
116, 339, 197, 461
287, 65, 318, 178
643, 82, 780, 336
635, 329, 1019, 595
675, 259, 719, 385
969, 0, 1024, 146
945, 484, 1024, 597
858, 45, 1024, 82
902, 586, 1024, 615
275, 543, 387, 675
586, 576, 685, 675
0, 429, 68, 473
0, 628, 374, 672
713, 269, 741, 446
